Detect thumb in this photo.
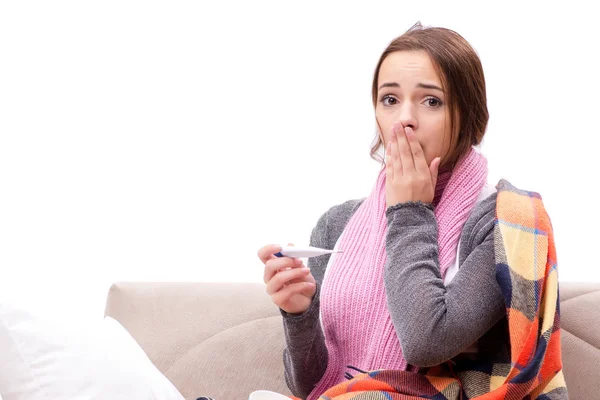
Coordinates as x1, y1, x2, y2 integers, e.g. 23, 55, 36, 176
430, 157, 440, 188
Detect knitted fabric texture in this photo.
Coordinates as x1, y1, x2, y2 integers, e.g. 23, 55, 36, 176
309, 148, 488, 400
288, 179, 567, 399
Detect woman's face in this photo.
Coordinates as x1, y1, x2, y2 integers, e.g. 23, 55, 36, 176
375, 50, 455, 168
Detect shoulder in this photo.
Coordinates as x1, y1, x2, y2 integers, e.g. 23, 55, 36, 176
326, 198, 365, 227
495, 179, 544, 207
316, 198, 365, 225
493, 179, 548, 218
310, 198, 366, 247
469, 179, 547, 231
494, 179, 552, 229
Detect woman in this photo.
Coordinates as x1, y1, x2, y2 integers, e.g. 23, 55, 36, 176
257, 22, 566, 400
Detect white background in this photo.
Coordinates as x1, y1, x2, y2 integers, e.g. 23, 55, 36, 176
1, 1, 598, 322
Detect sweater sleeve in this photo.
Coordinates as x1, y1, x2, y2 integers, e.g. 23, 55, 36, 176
280, 210, 329, 399
383, 199, 506, 367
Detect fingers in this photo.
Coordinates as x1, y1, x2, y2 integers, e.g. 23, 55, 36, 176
405, 127, 428, 173
390, 127, 403, 177
394, 122, 414, 172
271, 281, 316, 306
266, 266, 311, 295
385, 140, 394, 181
257, 243, 282, 265
263, 256, 302, 284
259, 243, 301, 284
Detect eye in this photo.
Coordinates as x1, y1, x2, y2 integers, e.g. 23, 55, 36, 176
380, 94, 398, 106
423, 97, 443, 108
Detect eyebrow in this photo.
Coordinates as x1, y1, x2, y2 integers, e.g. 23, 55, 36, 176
378, 82, 444, 92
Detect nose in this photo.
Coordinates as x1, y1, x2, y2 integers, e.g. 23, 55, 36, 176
396, 103, 418, 131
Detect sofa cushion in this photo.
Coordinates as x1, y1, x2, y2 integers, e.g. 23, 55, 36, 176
105, 282, 290, 400
105, 281, 600, 400
557, 283, 600, 400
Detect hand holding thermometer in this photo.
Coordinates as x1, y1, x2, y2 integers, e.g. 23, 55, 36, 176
273, 245, 343, 259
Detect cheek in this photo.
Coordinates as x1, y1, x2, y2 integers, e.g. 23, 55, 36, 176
418, 134, 443, 165
421, 118, 450, 159
420, 143, 435, 165
375, 110, 393, 144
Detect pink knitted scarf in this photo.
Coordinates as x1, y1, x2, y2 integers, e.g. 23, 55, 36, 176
308, 147, 488, 400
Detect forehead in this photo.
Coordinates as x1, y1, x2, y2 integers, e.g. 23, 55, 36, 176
378, 50, 442, 86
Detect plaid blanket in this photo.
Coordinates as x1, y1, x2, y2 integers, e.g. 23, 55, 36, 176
291, 179, 567, 400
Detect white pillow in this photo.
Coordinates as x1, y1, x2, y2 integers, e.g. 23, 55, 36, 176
0, 302, 184, 400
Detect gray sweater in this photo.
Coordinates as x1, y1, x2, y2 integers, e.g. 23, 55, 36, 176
280, 193, 507, 399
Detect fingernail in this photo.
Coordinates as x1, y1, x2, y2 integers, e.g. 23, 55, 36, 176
405, 127, 413, 136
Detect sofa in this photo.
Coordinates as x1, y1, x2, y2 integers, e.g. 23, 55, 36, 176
104, 282, 600, 400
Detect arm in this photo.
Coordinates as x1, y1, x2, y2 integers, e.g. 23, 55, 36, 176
384, 199, 506, 367
280, 211, 329, 399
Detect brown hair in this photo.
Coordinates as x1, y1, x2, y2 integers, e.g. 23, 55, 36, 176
369, 22, 489, 171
